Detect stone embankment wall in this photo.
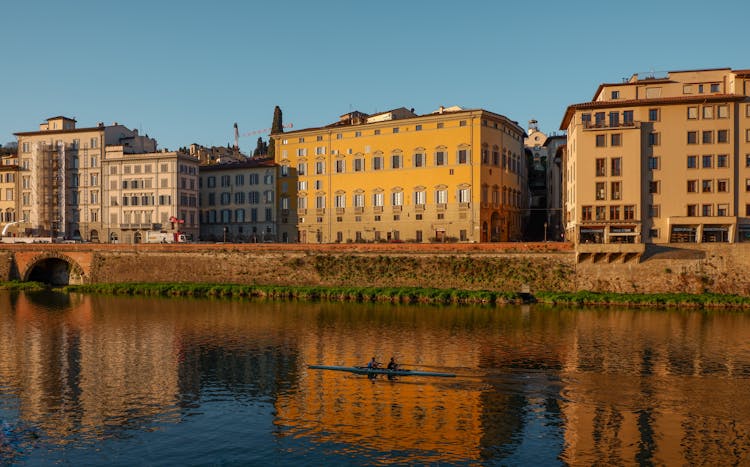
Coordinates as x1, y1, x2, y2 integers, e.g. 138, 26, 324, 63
4, 242, 750, 295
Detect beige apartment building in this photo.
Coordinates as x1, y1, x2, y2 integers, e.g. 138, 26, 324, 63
104, 147, 199, 243
14, 116, 198, 242
561, 68, 750, 246
271, 106, 527, 243
198, 159, 281, 242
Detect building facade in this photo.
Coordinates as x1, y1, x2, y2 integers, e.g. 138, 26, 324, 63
271, 106, 527, 243
198, 159, 280, 242
103, 147, 199, 243
0, 154, 18, 232
14, 116, 198, 243
561, 68, 750, 245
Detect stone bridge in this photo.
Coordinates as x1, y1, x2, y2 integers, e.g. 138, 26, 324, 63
10, 249, 94, 285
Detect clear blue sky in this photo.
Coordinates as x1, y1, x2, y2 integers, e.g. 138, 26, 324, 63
2, 0, 748, 154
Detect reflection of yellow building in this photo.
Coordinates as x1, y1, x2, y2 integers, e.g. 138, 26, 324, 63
272, 106, 527, 243
561, 68, 750, 246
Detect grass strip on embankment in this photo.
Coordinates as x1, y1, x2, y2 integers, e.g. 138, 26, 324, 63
57, 282, 525, 305
535, 290, 750, 308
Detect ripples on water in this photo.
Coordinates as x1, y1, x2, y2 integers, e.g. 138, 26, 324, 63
2, 291, 750, 465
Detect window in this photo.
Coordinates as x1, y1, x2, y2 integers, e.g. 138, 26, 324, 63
718, 105, 729, 118
314, 180, 323, 190
355, 131, 361, 137
687, 107, 698, 119
582, 206, 592, 221
649, 181, 659, 194
413, 152, 424, 168
595, 206, 606, 220
623, 110, 634, 124
335, 159, 345, 173
596, 158, 606, 176
353, 158, 364, 172
703, 106, 714, 119
611, 181, 621, 200
435, 189, 448, 205
649, 204, 660, 218
353, 193, 364, 208
717, 179, 729, 192
372, 192, 384, 207
611, 157, 621, 176
710, 83, 720, 93
315, 195, 326, 209
297, 180, 307, 191
581, 113, 591, 126
702, 155, 713, 168
374, 129, 381, 135
336, 133, 343, 140
648, 108, 659, 121
687, 131, 698, 144
437, 122, 444, 129
335, 194, 345, 208
648, 157, 660, 170
235, 192, 245, 204
717, 154, 728, 168
609, 112, 620, 127
718, 204, 729, 216
434, 150, 446, 166
649, 132, 660, 146
372, 155, 383, 170
611, 90, 620, 99
702, 180, 712, 193
609, 205, 620, 220
595, 134, 606, 147
297, 163, 306, 176
392, 127, 399, 134
414, 190, 426, 206
702, 131, 713, 144
595, 112, 605, 125
624, 205, 635, 220
687, 204, 698, 216
717, 130, 729, 143
698, 84, 704, 94
315, 146, 325, 155
610, 134, 622, 146
457, 149, 469, 164
595, 182, 606, 200
415, 124, 422, 131
391, 153, 402, 169
296, 148, 307, 157
702, 204, 713, 217
458, 188, 470, 204
391, 191, 403, 206
687, 155, 697, 168
687, 180, 698, 193
747, 129, 750, 142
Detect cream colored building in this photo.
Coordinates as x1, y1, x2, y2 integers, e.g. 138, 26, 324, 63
561, 68, 750, 246
198, 158, 280, 242
272, 106, 527, 243
14, 116, 198, 243
104, 147, 199, 243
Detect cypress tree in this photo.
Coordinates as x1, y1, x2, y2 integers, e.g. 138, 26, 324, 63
268, 106, 283, 159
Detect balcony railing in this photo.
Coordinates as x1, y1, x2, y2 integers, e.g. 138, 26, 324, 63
336, 207, 345, 215
373, 206, 383, 213
582, 121, 639, 130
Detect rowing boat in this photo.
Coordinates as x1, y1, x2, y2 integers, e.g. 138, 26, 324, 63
307, 365, 456, 378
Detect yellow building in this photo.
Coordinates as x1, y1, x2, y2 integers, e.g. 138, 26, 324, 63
272, 106, 527, 243
561, 68, 750, 246
0, 154, 18, 234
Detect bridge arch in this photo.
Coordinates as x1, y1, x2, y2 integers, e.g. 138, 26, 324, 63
23, 253, 87, 285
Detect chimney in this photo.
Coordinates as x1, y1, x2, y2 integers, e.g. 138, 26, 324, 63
439, 106, 444, 114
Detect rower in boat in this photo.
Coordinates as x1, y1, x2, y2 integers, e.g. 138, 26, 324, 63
366, 357, 381, 369
387, 357, 398, 370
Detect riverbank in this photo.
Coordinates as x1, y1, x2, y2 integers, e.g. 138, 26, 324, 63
4, 281, 750, 309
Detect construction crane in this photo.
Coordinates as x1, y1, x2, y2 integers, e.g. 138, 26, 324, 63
233, 122, 294, 146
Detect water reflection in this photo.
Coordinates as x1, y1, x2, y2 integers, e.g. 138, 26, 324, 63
0, 292, 749, 464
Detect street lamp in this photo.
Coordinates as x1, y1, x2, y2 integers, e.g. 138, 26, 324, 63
223, 226, 228, 243
544, 222, 548, 242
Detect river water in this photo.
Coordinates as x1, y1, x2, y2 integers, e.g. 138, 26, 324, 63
1, 290, 750, 465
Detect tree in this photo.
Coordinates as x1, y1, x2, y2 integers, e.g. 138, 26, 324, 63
253, 137, 268, 157
267, 105, 283, 159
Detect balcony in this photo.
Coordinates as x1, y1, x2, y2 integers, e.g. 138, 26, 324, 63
459, 202, 470, 209
336, 207, 345, 215
373, 206, 383, 213
582, 121, 640, 130
297, 208, 307, 216
436, 203, 447, 211
354, 207, 364, 214
316, 208, 326, 215
392, 205, 402, 213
